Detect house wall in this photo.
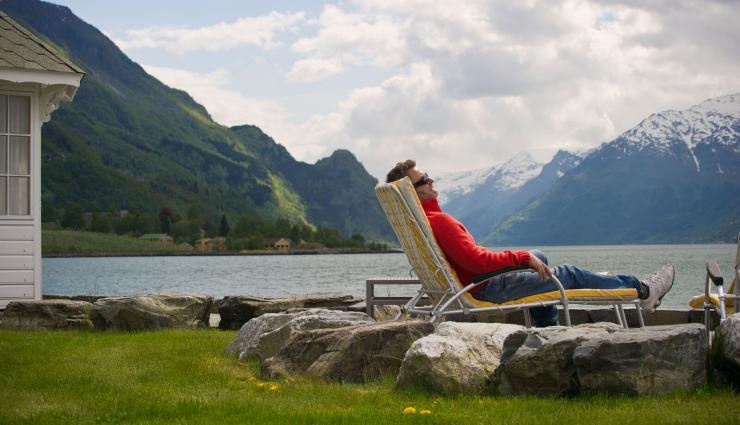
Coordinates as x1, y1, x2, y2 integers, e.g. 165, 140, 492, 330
0, 83, 40, 308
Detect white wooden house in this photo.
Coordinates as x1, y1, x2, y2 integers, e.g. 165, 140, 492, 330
0, 12, 83, 308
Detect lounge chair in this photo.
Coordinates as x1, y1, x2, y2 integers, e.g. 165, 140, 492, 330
688, 232, 739, 342
374, 177, 644, 327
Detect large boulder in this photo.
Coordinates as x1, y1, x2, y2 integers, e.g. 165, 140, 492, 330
589, 308, 691, 327
495, 323, 621, 396
347, 302, 402, 321
0, 300, 93, 330
262, 320, 434, 383
91, 293, 213, 331
218, 295, 360, 329
573, 324, 706, 395
396, 322, 524, 394
717, 313, 740, 376
224, 308, 374, 361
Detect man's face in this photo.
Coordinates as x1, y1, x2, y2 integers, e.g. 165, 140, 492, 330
407, 167, 437, 201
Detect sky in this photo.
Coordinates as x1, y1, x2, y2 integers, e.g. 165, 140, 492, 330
51, 0, 740, 180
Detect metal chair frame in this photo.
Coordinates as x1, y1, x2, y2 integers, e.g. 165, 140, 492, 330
374, 177, 644, 328
703, 232, 740, 344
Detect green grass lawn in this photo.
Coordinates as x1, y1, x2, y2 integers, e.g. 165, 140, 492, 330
42, 230, 193, 255
0, 329, 737, 425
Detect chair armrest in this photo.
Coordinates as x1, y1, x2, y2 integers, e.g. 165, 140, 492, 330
707, 260, 724, 286
470, 265, 533, 284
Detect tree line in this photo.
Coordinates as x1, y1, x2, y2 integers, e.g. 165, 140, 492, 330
43, 203, 388, 251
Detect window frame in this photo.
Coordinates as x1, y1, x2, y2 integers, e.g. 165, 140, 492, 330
0, 89, 34, 220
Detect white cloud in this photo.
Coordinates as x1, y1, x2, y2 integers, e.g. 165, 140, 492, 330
142, 65, 298, 146
288, 4, 407, 81
121, 1, 740, 181
287, 57, 344, 83
114, 11, 305, 53
279, 0, 740, 178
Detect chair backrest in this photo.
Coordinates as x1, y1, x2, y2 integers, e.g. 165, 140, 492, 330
375, 177, 463, 306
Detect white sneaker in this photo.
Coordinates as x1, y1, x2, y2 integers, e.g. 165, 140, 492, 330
638, 264, 675, 313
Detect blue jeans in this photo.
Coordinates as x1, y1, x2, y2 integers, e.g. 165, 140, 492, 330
473, 250, 641, 327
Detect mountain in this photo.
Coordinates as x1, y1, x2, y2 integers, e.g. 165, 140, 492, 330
0, 0, 391, 239
484, 94, 740, 245
435, 150, 583, 238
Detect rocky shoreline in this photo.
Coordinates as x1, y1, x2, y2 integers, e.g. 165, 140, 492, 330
42, 248, 403, 258
2, 293, 738, 396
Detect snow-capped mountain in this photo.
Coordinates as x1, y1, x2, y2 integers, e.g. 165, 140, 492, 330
437, 150, 583, 239
607, 93, 740, 172
434, 165, 501, 207
485, 93, 740, 245
435, 152, 543, 206
623, 94, 739, 150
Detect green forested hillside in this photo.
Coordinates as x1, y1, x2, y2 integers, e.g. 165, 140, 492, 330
1, 0, 391, 239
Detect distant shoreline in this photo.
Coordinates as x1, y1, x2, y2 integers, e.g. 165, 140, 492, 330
42, 248, 404, 258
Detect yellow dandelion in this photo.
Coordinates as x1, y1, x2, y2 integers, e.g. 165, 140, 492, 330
403, 406, 416, 415
419, 410, 431, 415
270, 385, 278, 391
256, 382, 266, 389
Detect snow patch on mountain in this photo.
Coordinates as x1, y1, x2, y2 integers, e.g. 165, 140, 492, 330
434, 165, 499, 206
435, 152, 543, 206
620, 93, 739, 154
493, 152, 543, 191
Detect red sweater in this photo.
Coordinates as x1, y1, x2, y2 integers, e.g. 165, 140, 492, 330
421, 198, 531, 294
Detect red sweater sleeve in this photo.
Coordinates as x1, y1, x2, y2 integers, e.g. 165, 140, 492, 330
431, 213, 531, 275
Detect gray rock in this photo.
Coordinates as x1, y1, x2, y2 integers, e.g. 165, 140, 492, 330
262, 320, 434, 383
396, 322, 524, 394
718, 313, 740, 374
218, 295, 360, 329
0, 300, 93, 330
224, 308, 373, 361
688, 308, 720, 329
43, 294, 109, 304
573, 324, 706, 395
495, 323, 621, 396
346, 302, 402, 321
90, 293, 212, 331
589, 308, 689, 327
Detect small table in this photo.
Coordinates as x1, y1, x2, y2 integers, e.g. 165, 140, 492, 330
365, 277, 423, 319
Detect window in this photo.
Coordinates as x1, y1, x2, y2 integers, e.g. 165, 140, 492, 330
0, 93, 31, 216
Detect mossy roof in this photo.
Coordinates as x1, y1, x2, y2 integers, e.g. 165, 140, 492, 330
0, 10, 83, 74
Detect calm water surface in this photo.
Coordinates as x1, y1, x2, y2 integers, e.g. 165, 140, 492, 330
43, 244, 737, 309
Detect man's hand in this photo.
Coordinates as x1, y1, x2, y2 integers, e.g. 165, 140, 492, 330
528, 255, 553, 281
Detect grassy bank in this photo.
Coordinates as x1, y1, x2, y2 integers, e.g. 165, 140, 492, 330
0, 329, 737, 425
41, 230, 395, 256
42, 230, 194, 255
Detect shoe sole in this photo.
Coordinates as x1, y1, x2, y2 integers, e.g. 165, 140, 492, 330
653, 268, 675, 311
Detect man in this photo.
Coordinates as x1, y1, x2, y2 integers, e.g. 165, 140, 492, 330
386, 159, 674, 326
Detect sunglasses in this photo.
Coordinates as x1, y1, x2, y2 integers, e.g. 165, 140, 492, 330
413, 173, 433, 188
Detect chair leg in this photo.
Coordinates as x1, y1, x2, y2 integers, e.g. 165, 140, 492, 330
634, 302, 645, 327
704, 306, 712, 348
523, 309, 533, 328
562, 304, 572, 327
613, 305, 624, 327
617, 304, 629, 329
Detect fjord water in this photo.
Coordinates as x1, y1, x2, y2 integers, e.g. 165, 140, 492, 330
43, 244, 736, 309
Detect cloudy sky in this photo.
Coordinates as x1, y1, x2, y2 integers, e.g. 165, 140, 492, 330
53, 0, 740, 179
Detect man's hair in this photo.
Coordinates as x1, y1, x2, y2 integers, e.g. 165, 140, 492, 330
386, 159, 416, 183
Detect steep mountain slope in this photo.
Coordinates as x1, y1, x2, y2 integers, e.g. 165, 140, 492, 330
485, 94, 740, 245
436, 151, 583, 238
0, 0, 390, 238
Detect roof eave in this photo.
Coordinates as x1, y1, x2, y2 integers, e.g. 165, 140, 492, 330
0, 67, 83, 88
